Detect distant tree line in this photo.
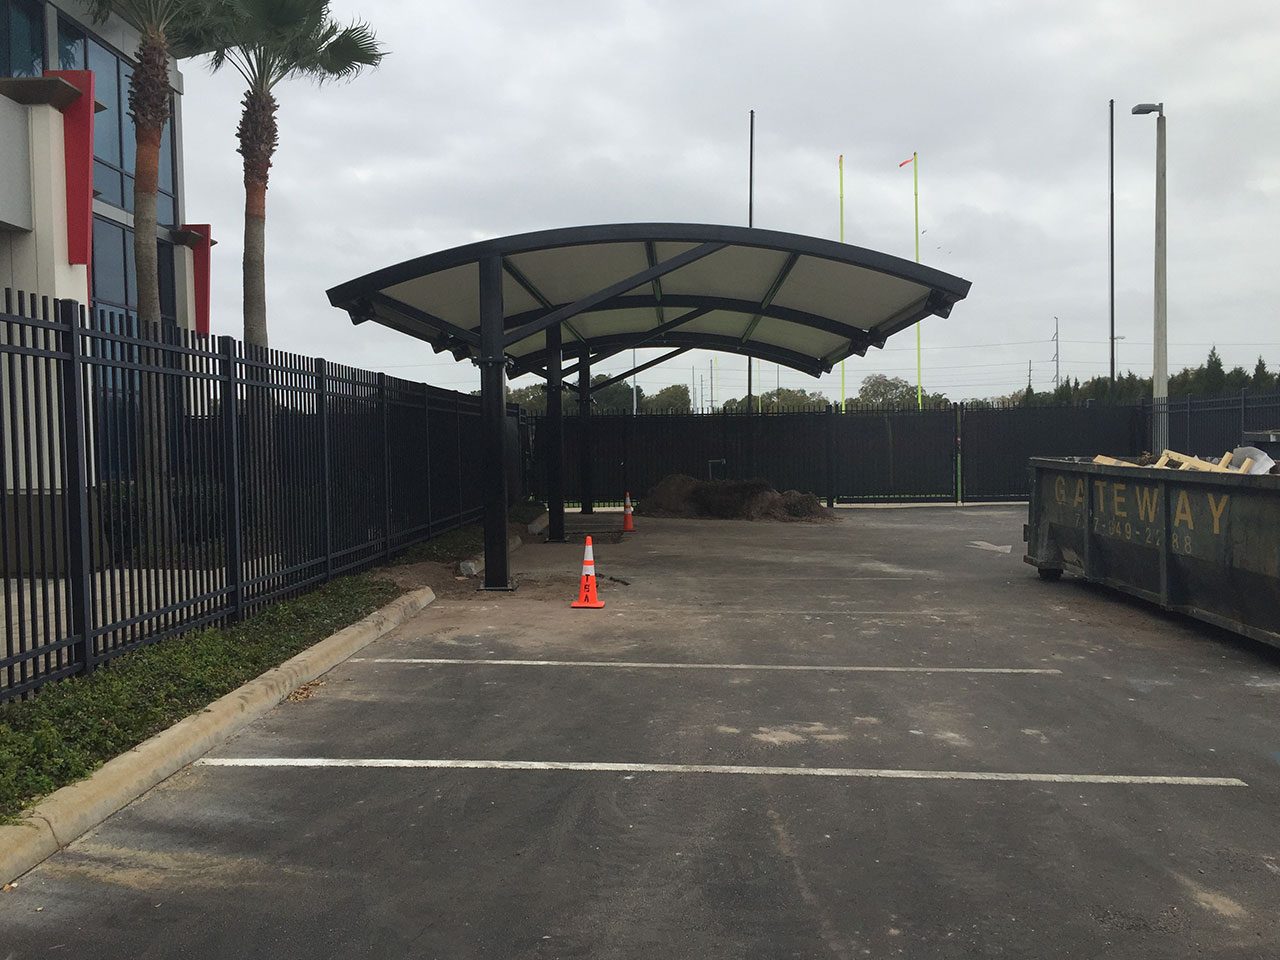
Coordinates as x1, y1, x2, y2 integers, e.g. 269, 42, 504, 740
497, 377, 691, 414
495, 348, 1278, 415
993, 348, 1278, 408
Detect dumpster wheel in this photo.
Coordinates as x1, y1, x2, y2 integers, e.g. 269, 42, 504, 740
1037, 568, 1063, 582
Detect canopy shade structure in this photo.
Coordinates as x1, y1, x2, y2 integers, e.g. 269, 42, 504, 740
326, 223, 971, 380
327, 223, 971, 590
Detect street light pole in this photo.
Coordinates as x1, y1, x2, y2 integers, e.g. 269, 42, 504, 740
1133, 102, 1168, 453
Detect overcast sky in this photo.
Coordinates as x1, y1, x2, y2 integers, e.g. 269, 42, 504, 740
179, 0, 1280, 404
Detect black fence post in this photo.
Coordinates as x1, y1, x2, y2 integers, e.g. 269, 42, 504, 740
57, 299, 94, 675
1240, 388, 1248, 441
379, 372, 392, 561
218, 336, 244, 623
316, 358, 332, 581
1185, 394, 1192, 452
955, 403, 965, 503
824, 403, 835, 508
422, 382, 434, 538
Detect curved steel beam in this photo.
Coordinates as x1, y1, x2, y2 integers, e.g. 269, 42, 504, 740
519, 332, 827, 378
327, 222, 971, 310
501, 293, 881, 351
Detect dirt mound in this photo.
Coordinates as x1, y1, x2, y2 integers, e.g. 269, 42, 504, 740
637, 474, 833, 522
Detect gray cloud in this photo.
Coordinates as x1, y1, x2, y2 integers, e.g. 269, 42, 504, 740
179, 0, 1280, 401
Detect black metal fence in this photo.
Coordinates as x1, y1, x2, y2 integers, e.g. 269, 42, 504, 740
1, 292, 522, 703
531, 392, 1278, 507
1157, 391, 1280, 456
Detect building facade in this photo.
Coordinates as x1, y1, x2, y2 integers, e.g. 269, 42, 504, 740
0, 0, 211, 333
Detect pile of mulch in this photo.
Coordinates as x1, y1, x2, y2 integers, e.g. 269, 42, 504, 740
636, 474, 833, 522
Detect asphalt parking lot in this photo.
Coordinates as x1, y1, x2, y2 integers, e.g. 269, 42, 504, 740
3, 506, 1278, 958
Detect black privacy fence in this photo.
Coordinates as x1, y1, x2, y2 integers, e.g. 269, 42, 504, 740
531, 393, 1277, 507
1157, 392, 1280, 456
1, 292, 523, 702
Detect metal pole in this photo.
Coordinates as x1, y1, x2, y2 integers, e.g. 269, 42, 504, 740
749, 108, 754, 415
578, 344, 593, 514
913, 151, 921, 411
1109, 98, 1116, 399
378, 372, 391, 562
1053, 317, 1060, 388
478, 256, 512, 589
316, 358, 332, 581
748, 109, 754, 229
217, 335, 244, 622
1153, 109, 1168, 453
545, 321, 566, 541
839, 154, 845, 408
58, 299, 94, 672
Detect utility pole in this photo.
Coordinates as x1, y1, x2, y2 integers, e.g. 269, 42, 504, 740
747, 108, 755, 415
1052, 316, 1061, 389
1109, 98, 1116, 401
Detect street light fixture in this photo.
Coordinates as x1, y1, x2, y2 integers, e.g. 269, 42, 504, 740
1132, 101, 1167, 452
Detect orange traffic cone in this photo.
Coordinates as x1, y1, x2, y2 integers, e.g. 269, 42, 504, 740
621, 492, 635, 532
571, 536, 605, 608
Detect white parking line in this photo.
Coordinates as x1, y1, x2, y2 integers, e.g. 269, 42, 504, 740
196, 757, 1246, 787
349, 658, 1062, 675
680, 611, 967, 619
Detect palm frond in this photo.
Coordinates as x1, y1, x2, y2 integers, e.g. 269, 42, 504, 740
203, 0, 385, 92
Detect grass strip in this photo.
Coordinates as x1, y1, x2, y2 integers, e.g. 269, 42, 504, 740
0, 573, 400, 823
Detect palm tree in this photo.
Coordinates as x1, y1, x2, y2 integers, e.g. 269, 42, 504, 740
88, 2, 217, 331
206, 0, 384, 347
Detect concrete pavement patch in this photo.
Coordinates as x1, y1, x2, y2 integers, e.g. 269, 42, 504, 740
0, 586, 435, 885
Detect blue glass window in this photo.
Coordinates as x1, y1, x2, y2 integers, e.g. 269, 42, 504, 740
158, 114, 174, 193
121, 61, 136, 171
91, 216, 178, 325
92, 218, 128, 307
57, 18, 85, 70
157, 242, 176, 318
84, 37, 180, 223
94, 161, 124, 206
156, 191, 175, 227
2, 0, 44, 78
88, 40, 121, 166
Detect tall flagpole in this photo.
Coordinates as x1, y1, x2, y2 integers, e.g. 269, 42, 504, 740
913, 151, 921, 410
839, 154, 845, 410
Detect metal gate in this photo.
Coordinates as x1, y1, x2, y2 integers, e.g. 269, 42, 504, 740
531, 403, 1151, 506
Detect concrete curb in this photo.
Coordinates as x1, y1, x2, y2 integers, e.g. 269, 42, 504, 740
525, 512, 549, 536
458, 534, 525, 577
0, 586, 436, 886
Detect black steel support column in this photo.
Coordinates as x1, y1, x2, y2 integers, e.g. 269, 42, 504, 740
578, 343, 593, 513
825, 403, 836, 509
545, 321, 566, 541
478, 256, 512, 589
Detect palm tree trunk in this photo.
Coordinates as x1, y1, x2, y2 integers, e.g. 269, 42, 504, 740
130, 26, 169, 329
243, 181, 267, 348
128, 27, 176, 557
238, 88, 277, 348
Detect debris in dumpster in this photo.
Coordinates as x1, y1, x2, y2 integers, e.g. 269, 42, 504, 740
1091, 448, 1274, 474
